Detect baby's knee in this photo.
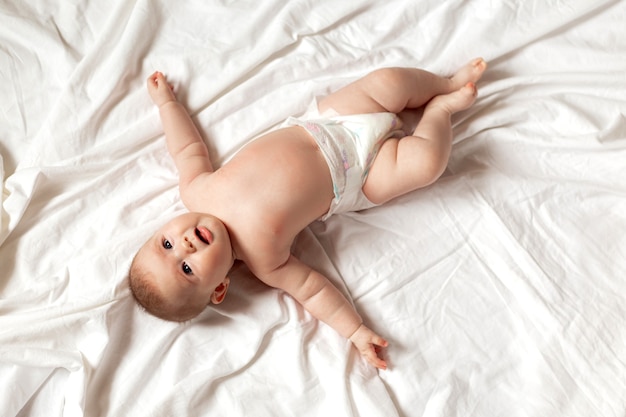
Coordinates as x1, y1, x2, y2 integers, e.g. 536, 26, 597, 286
365, 68, 406, 93
361, 68, 412, 114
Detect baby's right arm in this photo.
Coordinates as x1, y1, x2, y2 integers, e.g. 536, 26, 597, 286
147, 71, 214, 190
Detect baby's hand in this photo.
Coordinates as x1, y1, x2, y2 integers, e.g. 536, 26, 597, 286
349, 324, 388, 370
147, 71, 177, 107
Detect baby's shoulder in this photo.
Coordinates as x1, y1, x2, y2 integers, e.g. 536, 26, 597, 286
236, 226, 294, 277
179, 171, 221, 210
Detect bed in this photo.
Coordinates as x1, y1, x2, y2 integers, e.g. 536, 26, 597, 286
1, 1, 625, 416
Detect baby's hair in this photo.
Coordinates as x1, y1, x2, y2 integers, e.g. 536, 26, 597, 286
129, 250, 202, 322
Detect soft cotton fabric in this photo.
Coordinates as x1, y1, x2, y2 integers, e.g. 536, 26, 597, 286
1, 1, 625, 416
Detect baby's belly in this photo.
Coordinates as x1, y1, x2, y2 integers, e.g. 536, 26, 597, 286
225, 126, 335, 228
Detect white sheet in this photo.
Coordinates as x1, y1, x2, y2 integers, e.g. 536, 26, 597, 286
1, 0, 625, 416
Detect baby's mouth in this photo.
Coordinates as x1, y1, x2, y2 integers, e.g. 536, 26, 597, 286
195, 227, 213, 245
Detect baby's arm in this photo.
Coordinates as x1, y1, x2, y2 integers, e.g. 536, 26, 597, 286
257, 254, 389, 370
146, 71, 214, 189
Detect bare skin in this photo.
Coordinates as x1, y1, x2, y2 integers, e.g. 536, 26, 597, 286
139, 58, 487, 369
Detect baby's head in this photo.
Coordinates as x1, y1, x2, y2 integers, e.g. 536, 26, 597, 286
129, 212, 235, 322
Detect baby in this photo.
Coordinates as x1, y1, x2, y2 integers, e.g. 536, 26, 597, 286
130, 58, 487, 370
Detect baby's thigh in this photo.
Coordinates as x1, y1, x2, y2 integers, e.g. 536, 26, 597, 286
363, 136, 443, 204
361, 139, 405, 204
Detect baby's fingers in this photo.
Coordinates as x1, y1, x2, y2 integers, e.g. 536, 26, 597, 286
147, 71, 177, 106
372, 335, 389, 349
147, 71, 171, 90
362, 345, 387, 370
147, 71, 161, 87
349, 325, 389, 370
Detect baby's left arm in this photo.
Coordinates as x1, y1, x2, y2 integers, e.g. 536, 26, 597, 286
147, 71, 214, 191
256, 254, 388, 370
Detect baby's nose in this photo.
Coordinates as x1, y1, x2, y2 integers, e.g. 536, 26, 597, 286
183, 236, 195, 251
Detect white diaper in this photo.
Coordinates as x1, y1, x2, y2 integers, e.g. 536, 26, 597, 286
284, 103, 405, 220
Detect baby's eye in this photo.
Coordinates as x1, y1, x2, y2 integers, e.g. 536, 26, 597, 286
163, 239, 172, 250
182, 262, 193, 275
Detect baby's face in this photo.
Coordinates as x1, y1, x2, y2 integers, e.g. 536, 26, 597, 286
139, 212, 235, 306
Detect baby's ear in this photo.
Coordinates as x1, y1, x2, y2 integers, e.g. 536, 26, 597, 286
210, 277, 230, 304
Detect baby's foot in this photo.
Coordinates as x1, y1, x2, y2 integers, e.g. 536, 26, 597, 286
450, 58, 487, 89
427, 82, 478, 114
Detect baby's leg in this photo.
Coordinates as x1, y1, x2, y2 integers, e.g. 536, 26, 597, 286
318, 58, 486, 115
362, 83, 479, 204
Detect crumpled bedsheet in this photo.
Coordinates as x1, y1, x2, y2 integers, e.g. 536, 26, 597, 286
1, 1, 625, 416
